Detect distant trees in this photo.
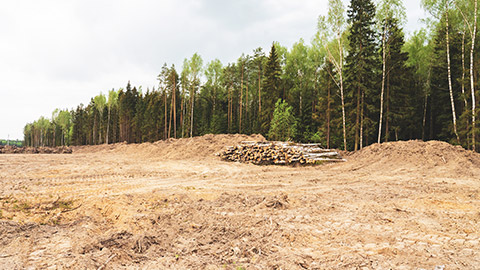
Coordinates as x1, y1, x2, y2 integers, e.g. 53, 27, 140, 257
23, 0, 480, 152
24, 110, 72, 147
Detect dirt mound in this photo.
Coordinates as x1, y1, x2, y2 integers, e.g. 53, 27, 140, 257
73, 134, 265, 160
0, 145, 72, 154
349, 140, 480, 177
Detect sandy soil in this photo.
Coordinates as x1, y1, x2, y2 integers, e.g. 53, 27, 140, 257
0, 134, 479, 269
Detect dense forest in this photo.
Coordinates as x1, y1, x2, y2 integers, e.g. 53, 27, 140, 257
24, 0, 479, 151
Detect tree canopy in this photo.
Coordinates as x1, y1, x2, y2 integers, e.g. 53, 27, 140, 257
24, 0, 480, 152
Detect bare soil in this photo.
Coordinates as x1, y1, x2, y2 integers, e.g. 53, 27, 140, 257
0, 134, 479, 269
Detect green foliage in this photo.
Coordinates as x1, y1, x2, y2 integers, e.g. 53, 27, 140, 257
344, 0, 379, 150
21, 1, 480, 152
261, 44, 283, 134
268, 99, 297, 141
0, 139, 23, 147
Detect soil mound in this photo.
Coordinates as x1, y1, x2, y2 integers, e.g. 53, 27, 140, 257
349, 140, 480, 177
0, 145, 72, 154
73, 134, 265, 160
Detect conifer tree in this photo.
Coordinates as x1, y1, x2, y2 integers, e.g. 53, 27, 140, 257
345, 0, 378, 150
261, 44, 282, 134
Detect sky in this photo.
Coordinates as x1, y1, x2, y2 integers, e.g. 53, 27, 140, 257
0, 0, 426, 140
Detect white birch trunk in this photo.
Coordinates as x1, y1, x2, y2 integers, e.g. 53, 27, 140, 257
462, 23, 468, 108
445, 4, 460, 142
337, 31, 347, 151
378, 22, 387, 144
471, 0, 478, 151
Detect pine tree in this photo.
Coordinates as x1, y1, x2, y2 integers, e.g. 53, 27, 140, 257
344, 0, 378, 150
261, 44, 282, 134
382, 18, 417, 141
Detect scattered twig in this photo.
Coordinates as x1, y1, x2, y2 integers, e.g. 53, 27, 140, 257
60, 203, 82, 213
97, 253, 117, 270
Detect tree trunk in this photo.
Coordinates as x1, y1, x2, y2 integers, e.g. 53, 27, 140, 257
378, 22, 387, 144
327, 77, 331, 149
228, 86, 231, 131
93, 114, 97, 145
360, 91, 364, 149
422, 93, 428, 141
337, 33, 347, 151
471, 0, 478, 151
164, 90, 167, 140
113, 109, 117, 143
106, 105, 111, 144
168, 89, 173, 139
98, 116, 102, 144
246, 83, 249, 132
445, 4, 460, 143
385, 72, 390, 142
53, 124, 56, 147
239, 63, 244, 134
355, 86, 360, 151
258, 69, 261, 124
340, 76, 346, 151
190, 85, 195, 138
173, 79, 177, 139
462, 23, 468, 108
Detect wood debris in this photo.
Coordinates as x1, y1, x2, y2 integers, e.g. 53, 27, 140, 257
217, 141, 345, 165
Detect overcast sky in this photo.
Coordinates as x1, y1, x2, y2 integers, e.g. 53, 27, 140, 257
0, 0, 426, 140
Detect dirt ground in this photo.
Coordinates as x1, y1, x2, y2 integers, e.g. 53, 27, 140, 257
0, 134, 479, 269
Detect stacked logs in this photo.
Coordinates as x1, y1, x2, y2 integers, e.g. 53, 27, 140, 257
218, 141, 345, 165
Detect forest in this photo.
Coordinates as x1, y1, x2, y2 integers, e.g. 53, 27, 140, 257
23, 0, 479, 152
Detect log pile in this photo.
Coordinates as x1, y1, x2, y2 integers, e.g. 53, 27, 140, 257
218, 141, 345, 165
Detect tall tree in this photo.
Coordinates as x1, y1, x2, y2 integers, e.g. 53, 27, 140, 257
345, 0, 378, 150
57, 110, 72, 146
106, 89, 118, 144
187, 53, 203, 137
455, 0, 478, 150
252, 48, 266, 132
261, 44, 282, 134
93, 93, 106, 144
315, 0, 347, 150
422, 0, 460, 142
204, 59, 224, 133
404, 29, 434, 140
376, 0, 406, 143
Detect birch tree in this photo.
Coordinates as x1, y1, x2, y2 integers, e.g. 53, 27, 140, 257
93, 93, 106, 144
454, 0, 478, 150
188, 53, 203, 138
422, 0, 460, 143
314, 0, 347, 150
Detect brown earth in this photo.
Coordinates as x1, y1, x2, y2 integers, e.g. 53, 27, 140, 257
0, 134, 479, 269
0, 145, 72, 154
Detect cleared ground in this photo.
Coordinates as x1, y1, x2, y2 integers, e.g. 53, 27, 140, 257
0, 134, 479, 269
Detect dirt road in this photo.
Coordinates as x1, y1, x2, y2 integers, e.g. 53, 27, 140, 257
0, 134, 479, 269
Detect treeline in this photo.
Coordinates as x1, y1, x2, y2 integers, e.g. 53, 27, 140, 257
0, 140, 23, 147
24, 0, 479, 151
